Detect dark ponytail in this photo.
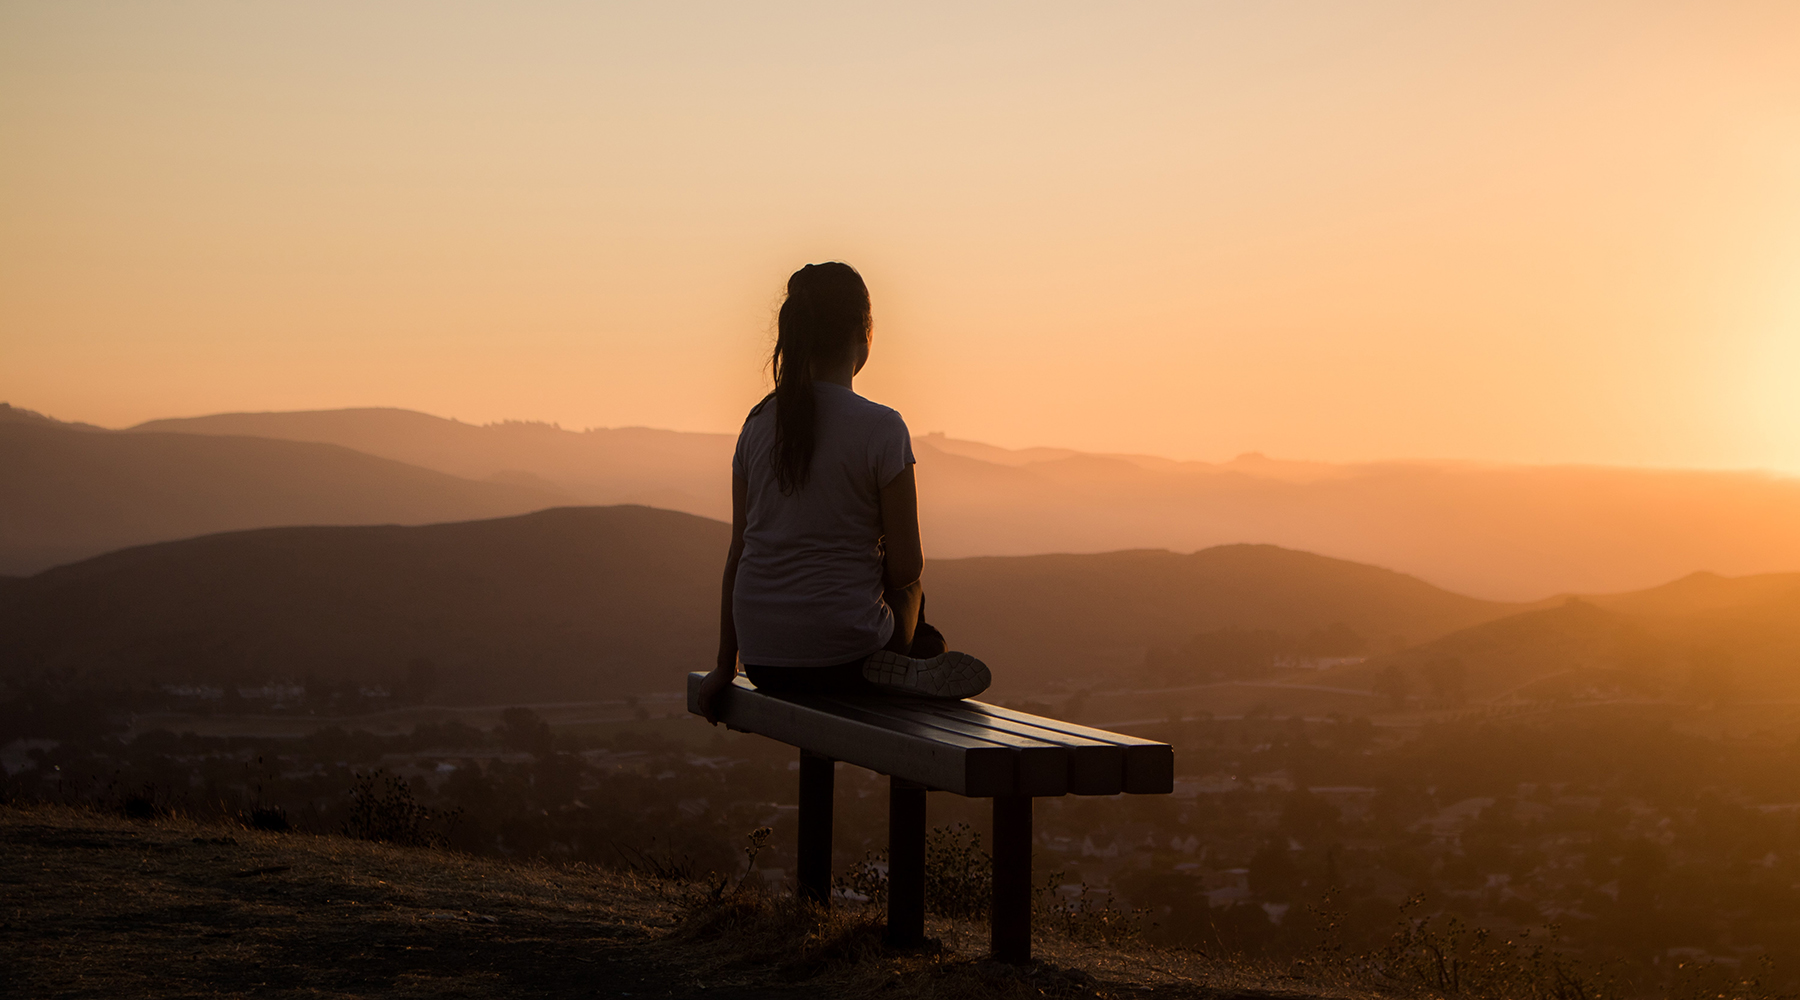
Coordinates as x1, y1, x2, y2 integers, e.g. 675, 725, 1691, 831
770, 261, 872, 494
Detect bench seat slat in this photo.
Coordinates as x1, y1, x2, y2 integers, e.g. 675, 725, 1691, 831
689, 675, 1017, 795
813, 697, 1067, 749
946, 702, 1175, 794
685, 672, 1174, 797
900, 702, 1126, 795
814, 698, 1072, 796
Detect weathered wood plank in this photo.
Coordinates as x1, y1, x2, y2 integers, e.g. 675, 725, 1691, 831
950, 701, 1176, 794
857, 699, 1126, 796
811, 696, 1071, 796
685, 672, 1175, 797
687, 674, 1017, 795
903, 701, 1126, 796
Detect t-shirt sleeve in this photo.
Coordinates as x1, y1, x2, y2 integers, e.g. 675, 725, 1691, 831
731, 423, 750, 480
872, 408, 915, 488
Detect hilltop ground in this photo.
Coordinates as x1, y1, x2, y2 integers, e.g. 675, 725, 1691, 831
0, 804, 1351, 1000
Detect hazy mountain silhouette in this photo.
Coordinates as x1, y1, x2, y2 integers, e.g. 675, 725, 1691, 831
129, 407, 1800, 599
0, 507, 726, 702
130, 408, 732, 520
1315, 572, 1800, 706
0, 508, 1523, 701
910, 439, 1800, 601
1585, 569, 1800, 618
0, 416, 571, 575
927, 545, 1521, 688
0, 402, 109, 433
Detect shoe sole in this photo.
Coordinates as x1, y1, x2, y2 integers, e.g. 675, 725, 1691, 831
863, 650, 991, 699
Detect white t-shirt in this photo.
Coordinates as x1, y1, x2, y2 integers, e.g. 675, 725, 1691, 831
731, 382, 916, 667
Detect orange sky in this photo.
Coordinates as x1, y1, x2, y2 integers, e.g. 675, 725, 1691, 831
3, 2, 1799, 471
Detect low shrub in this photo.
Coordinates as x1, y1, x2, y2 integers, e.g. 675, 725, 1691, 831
342, 769, 458, 847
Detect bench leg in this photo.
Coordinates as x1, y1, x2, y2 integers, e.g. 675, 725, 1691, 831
797, 750, 834, 907
991, 794, 1032, 964
887, 778, 927, 947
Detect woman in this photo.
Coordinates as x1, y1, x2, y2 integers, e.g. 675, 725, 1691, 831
697, 262, 989, 723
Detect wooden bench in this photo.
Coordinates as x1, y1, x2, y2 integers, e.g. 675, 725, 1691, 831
685, 672, 1174, 963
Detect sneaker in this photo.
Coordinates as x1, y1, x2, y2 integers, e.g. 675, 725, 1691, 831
862, 650, 991, 699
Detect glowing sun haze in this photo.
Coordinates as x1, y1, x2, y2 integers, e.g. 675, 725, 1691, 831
3, 1, 1799, 471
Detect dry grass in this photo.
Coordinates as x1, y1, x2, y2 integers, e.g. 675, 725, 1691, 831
662, 881, 1378, 1000
0, 802, 699, 998
0, 803, 1374, 1000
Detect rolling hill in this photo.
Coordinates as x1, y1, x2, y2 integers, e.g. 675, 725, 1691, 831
1587, 570, 1800, 619
0, 507, 1526, 702
128, 405, 1800, 599
927, 545, 1519, 690
0, 506, 728, 701
0, 408, 570, 575
1310, 574, 1800, 708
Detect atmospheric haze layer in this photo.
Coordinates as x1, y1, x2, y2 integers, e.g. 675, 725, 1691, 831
6, 402, 1800, 600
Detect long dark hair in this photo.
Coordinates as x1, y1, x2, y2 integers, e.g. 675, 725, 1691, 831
769, 261, 872, 494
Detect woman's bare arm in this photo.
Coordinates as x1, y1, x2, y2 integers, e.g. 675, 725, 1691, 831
878, 465, 924, 654
698, 474, 749, 723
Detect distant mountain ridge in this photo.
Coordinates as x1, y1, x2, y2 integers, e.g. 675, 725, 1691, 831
0, 507, 1524, 701
0, 402, 108, 433
5, 500, 1793, 705
0, 415, 569, 575
1312, 580, 1800, 710
0, 506, 724, 701
131, 407, 732, 520
1586, 570, 1800, 618
124, 405, 1800, 599
928, 545, 1521, 686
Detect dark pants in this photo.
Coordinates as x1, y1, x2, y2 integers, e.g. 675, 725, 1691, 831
746, 599, 946, 695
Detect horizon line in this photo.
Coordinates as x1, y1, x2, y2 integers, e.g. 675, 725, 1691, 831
8, 399, 1800, 480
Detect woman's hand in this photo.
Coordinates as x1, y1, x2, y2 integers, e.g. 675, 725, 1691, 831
698, 665, 736, 725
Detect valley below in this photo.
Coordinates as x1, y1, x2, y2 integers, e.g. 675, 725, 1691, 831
6, 403, 1800, 995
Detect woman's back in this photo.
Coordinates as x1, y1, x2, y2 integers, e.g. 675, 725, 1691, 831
731, 382, 915, 667
697, 260, 987, 723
